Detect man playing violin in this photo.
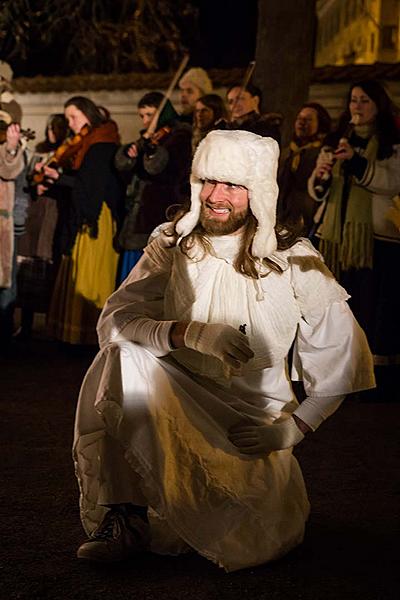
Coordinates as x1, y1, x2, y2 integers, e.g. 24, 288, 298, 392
114, 91, 192, 282
223, 82, 282, 145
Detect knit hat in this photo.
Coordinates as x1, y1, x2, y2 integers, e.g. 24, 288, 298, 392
179, 67, 213, 95
175, 129, 280, 259
0, 98, 22, 124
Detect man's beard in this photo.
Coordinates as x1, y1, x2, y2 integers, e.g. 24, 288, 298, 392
200, 205, 249, 235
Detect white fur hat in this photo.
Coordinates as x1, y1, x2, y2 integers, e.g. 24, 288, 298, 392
179, 67, 213, 95
175, 129, 280, 259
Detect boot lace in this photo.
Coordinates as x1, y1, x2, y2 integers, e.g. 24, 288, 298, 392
92, 510, 123, 541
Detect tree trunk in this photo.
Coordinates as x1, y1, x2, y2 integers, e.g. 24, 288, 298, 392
255, 0, 317, 146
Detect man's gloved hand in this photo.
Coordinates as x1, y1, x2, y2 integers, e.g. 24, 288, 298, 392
228, 416, 304, 455
184, 321, 254, 370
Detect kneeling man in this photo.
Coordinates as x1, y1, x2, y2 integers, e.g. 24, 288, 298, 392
74, 130, 375, 571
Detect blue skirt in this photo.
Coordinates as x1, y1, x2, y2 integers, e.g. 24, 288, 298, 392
118, 250, 144, 284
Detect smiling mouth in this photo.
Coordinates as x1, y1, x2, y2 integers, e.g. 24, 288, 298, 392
206, 204, 230, 215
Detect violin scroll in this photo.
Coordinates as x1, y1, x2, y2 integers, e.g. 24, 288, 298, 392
0, 124, 36, 145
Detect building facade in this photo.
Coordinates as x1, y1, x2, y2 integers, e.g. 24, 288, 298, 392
316, 0, 400, 66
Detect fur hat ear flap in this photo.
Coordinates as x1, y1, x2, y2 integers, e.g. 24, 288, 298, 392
175, 179, 203, 238
252, 226, 278, 259
249, 187, 279, 259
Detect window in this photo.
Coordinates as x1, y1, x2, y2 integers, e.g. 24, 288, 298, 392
381, 26, 397, 50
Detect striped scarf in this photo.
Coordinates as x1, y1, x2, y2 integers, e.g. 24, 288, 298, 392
319, 133, 378, 277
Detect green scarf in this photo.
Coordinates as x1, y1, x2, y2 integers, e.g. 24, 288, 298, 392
319, 134, 378, 277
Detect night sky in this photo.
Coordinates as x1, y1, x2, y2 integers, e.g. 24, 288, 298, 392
193, 0, 258, 68
6, 1, 258, 78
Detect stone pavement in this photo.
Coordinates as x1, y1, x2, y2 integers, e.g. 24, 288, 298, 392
1, 338, 399, 600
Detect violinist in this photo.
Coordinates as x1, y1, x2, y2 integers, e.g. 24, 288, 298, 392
308, 80, 400, 397
42, 96, 124, 346
223, 82, 282, 145
14, 114, 69, 341
114, 91, 192, 281
0, 117, 25, 348
27, 114, 68, 196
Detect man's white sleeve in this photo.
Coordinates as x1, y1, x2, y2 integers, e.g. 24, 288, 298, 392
291, 301, 376, 430
97, 238, 174, 355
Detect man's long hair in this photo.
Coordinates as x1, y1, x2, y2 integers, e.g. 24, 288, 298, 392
172, 206, 301, 279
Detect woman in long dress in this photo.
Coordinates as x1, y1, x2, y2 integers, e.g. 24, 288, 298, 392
43, 96, 124, 345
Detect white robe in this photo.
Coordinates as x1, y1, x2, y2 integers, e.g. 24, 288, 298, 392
73, 234, 374, 571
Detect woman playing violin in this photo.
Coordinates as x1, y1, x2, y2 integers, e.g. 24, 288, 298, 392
114, 91, 192, 281
42, 96, 124, 345
15, 114, 69, 340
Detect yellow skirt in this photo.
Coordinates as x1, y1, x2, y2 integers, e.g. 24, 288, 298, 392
48, 204, 119, 345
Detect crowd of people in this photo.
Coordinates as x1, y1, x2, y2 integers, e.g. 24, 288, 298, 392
1, 63, 399, 373
1, 59, 399, 571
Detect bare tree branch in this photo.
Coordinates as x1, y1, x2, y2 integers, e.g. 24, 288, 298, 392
0, 0, 198, 75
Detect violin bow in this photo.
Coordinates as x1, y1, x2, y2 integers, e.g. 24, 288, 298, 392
144, 53, 190, 138
229, 60, 256, 121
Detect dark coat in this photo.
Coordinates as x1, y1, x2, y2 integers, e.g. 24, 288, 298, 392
50, 142, 124, 254
217, 111, 282, 146
115, 122, 192, 250
278, 142, 323, 234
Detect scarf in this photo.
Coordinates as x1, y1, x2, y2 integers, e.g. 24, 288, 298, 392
289, 135, 324, 171
72, 120, 120, 169
319, 128, 377, 277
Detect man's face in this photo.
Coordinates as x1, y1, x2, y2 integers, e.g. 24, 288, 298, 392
227, 87, 259, 121
179, 82, 202, 115
199, 180, 249, 235
194, 101, 214, 131
138, 105, 157, 129
294, 107, 319, 140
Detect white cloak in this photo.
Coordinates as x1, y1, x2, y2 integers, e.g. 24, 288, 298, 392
73, 234, 374, 571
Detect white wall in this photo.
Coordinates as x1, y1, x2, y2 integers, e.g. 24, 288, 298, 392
15, 81, 400, 151
15, 87, 225, 149
14, 89, 164, 150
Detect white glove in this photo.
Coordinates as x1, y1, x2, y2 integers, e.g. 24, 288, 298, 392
184, 321, 254, 370
228, 416, 304, 455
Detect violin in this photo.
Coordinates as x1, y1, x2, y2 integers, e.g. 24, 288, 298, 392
149, 125, 172, 146
31, 124, 90, 186
125, 55, 189, 158
0, 125, 36, 144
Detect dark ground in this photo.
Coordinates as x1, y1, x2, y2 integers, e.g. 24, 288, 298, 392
1, 335, 399, 600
